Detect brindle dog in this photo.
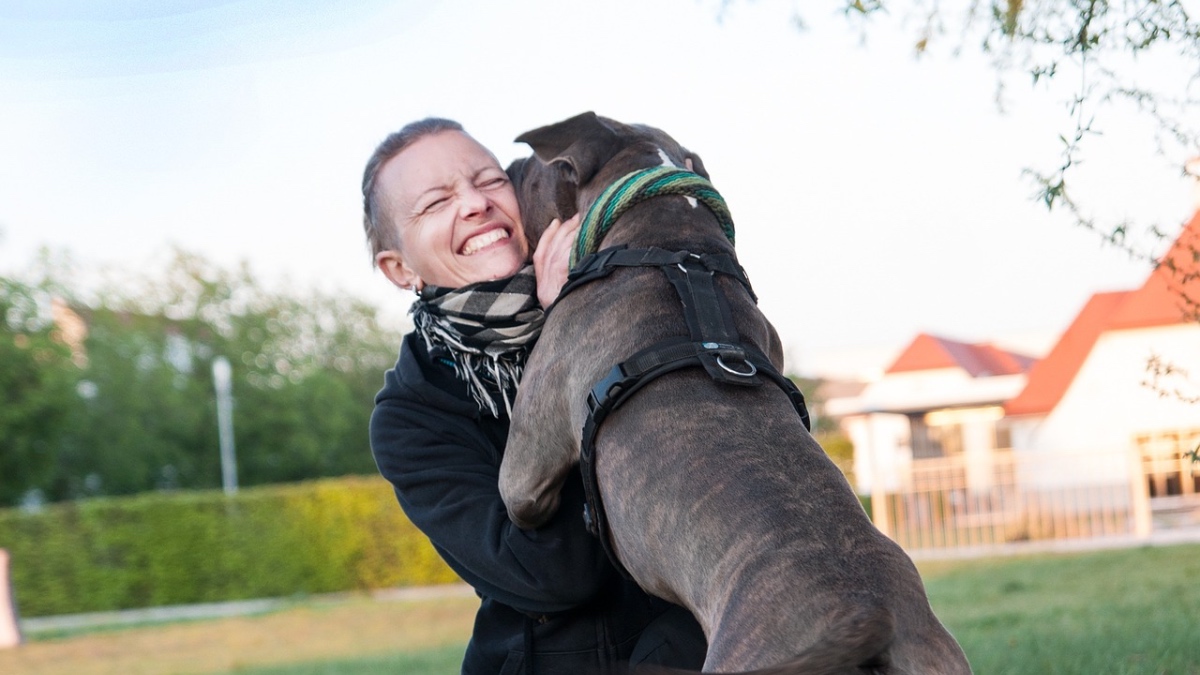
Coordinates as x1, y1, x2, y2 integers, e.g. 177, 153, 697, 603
499, 112, 971, 674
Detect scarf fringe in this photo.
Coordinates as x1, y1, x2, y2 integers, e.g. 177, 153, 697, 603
410, 265, 544, 417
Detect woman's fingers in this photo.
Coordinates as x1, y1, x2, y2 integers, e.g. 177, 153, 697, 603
533, 214, 582, 309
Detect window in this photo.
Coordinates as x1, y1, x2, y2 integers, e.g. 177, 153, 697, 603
910, 415, 963, 459
1136, 429, 1200, 498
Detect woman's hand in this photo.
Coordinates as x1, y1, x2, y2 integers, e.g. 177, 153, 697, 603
532, 214, 582, 309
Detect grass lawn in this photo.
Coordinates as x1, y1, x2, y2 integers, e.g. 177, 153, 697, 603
918, 543, 1200, 674
217, 645, 465, 675
2, 543, 1197, 674
0, 595, 477, 675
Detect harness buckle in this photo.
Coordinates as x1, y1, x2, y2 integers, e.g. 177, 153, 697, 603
587, 363, 628, 415
582, 503, 599, 536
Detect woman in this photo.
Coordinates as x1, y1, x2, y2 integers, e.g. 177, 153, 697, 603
361, 118, 707, 674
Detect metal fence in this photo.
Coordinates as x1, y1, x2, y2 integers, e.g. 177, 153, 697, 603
868, 445, 1200, 552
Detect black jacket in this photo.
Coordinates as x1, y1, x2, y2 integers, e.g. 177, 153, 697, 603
371, 332, 706, 674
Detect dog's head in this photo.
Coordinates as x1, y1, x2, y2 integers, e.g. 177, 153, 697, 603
506, 112, 708, 246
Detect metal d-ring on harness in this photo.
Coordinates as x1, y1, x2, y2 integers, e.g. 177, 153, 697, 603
561, 243, 813, 580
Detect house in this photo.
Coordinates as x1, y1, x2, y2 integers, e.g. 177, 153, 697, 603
825, 334, 1036, 495
1003, 199, 1200, 500
825, 167, 1200, 549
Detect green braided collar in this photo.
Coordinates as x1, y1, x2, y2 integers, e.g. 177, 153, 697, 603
571, 166, 735, 268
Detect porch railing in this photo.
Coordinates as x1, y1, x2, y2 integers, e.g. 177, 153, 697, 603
868, 446, 1200, 551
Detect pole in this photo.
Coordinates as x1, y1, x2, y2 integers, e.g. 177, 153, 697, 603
0, 549, 22, 648
1129, 447, 1152, 539
212, 356, 238, 496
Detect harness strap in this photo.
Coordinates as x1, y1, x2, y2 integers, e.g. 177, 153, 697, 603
562, 246, 812, 579
558, 246, 757, 306
664, 256, 749, 385
579, 337, 811, 576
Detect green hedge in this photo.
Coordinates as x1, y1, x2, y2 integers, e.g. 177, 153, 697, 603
0, 476, 459, 617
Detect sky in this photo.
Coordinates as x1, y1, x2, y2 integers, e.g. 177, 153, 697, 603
0, 0, 1195, 379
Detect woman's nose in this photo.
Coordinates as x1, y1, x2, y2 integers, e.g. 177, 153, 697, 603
457, 185, 491, 218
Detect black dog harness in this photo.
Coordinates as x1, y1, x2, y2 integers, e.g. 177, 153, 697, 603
559, 244, 812, 579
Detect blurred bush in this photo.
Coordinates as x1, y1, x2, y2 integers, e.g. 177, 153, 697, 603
1, 251, 400, 507
0, 476, 459, 617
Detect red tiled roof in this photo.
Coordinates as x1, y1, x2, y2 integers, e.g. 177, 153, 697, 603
885, 333, 1035, 377
1004, 291, 1133, 417
1006, 210, 1200, 416
1109, 210, 1200, 329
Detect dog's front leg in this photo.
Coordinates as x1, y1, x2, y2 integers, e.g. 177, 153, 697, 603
499, 355, 580, 529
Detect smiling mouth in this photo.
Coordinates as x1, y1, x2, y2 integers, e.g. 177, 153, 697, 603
460, 228, 510, 256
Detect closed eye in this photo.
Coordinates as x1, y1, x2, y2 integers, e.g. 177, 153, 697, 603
420, 195, 449, 213
476, 167, 509, 189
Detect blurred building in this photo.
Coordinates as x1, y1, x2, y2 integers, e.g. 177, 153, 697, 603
824, 167, 1200, 552
826, 333, 1035, 495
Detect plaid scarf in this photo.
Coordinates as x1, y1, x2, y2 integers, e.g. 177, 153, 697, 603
410, 264, 545, 418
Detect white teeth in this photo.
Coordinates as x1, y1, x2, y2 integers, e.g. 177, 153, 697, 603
461, 229, 508, 255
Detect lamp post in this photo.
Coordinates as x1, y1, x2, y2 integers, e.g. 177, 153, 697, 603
212, 356, 238, 496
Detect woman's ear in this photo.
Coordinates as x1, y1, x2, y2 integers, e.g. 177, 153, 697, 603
376, 250, 422, 292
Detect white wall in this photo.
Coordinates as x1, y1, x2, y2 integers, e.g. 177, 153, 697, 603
956, 407, 1004, 493
1017, 324, 1200, 487
847, 412, 911, 494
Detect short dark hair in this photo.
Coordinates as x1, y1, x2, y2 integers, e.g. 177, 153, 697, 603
361, 117, 465, 265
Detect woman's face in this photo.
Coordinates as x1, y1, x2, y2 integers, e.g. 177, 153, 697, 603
375, 131, 529, 291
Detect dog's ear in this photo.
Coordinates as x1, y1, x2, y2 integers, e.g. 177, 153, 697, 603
684, 149, 710, 180
515, 111, 624, 188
